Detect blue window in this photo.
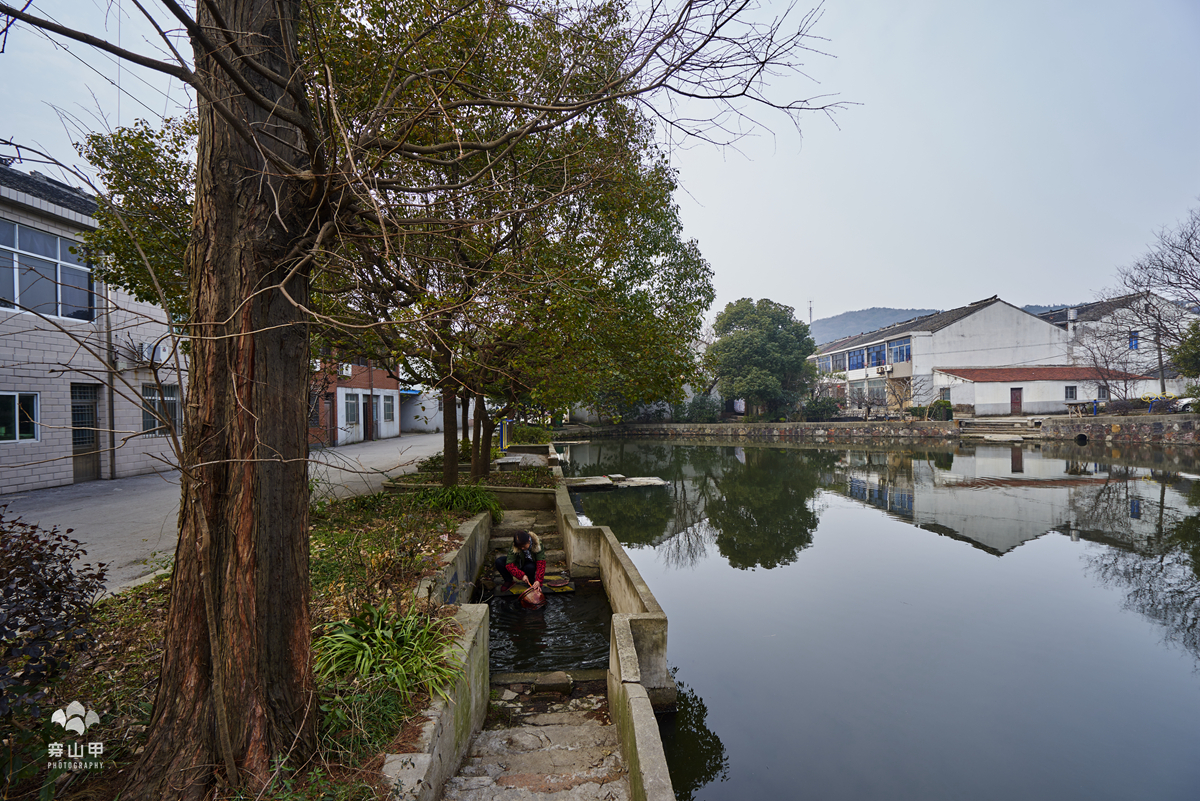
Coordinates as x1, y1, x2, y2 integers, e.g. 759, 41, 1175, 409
847, 349, 865, 370
888, 338, 911, 363
866, 344, 886, 368
1130, 498, 1141, 519
1129, 330, 1139, 350
817, 356, 832, 373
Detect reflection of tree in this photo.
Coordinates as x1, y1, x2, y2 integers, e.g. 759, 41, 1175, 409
659, 672, 728, 801
706, 448, 833, 570
580, 487, 675, 546
1085, 481, 1200, 664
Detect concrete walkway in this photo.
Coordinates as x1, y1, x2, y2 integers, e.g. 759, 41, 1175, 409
0, 432, 446, 592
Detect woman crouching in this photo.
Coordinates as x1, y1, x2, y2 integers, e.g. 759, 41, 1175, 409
495, 530, 545, 593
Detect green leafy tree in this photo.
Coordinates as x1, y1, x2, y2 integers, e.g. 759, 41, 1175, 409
75, 117, 195, 323
2, 0, 839, 794
709, 298, 816, 417
1170, 320, 1200, 378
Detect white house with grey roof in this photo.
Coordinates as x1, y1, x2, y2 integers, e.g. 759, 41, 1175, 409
1, 162, 185, 494
811, 296, 1074, 412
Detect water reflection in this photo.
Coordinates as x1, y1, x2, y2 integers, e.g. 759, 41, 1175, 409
658, 672, 728, 801
1086, 479, 1200, 662
564, 440, 1200, 801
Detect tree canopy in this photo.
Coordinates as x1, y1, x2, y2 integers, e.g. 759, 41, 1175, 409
708, 297, 816, 416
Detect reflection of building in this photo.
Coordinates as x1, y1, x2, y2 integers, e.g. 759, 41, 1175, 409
825, 445, 1188, 555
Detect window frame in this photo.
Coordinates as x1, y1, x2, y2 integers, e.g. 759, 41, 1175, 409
866, 343, 887, 368
383, 394, 395, 422
141, 383, 181, 437
1064, 385, 1077, 401
1129, 330, 1139, 350
847, 349, 865, 371
0, 217, 95, 321
887, 338, 911, 364
0, 391, 39, 443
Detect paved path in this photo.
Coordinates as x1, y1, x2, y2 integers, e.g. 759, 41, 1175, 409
0, 432, 446, 593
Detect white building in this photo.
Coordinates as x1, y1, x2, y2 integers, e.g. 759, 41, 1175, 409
934, 366, 1159, 416
1, 163, 185, 493
812, 296, 1072, 412
1039, 294, 1197, 398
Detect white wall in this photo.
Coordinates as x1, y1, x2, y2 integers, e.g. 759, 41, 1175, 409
914, 302, 1071, 377
334, 387, 404, 445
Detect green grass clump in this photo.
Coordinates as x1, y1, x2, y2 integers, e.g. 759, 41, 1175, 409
411, 485, 503, 523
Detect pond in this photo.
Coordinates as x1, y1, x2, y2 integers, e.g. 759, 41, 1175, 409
563, 440, 1200, 801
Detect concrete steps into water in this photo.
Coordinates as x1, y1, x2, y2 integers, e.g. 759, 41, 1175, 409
960, 417, 1044, 441
442, 671, 628, 801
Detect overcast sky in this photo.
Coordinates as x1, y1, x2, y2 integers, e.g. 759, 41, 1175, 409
3, 1, 1199, 323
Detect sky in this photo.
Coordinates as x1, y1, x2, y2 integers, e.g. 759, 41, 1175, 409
3, 1, 1199, 323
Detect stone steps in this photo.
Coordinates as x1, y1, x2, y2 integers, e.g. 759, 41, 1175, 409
441, 676, 628, 801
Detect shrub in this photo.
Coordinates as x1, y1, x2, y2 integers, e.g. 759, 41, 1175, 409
314, 604, 460, 702
0, 507, 108, 719
411, 485, 503, 523
929, 400, 953, 421
509, 423, 551, 444
804, 397, 841, 422
1107, 398, 1134, 416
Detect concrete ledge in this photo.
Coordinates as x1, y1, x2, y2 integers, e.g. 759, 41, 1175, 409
416, 511, 491, 605
555, 482, 675, 705
606, 675, 674, 801
383, 604, 489, 800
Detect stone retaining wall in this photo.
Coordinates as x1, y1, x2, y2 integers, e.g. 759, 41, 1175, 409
1039, 414, 1200, 444
581, 416, 1200, 445
587, 420, 960, 442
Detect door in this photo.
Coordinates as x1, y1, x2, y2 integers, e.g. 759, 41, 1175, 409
1010, 387, 1023, 415
70, 383, 100, 483
362, 397, 373, 442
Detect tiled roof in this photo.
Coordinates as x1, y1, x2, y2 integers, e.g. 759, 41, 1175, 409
814, 296, 1006, 355
0, 163, 97, 216
1038, 295, 1141, 327
936, 366, 1151, 383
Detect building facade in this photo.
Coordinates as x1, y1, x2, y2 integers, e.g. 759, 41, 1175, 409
812, 296, 1073, 412
1, 163, 184, 494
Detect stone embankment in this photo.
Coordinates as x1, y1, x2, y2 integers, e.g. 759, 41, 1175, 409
585, 415, 1200, 446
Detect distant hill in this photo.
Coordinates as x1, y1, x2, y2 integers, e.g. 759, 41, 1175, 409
809, 308, 939, 345
809, 303, 1086, 345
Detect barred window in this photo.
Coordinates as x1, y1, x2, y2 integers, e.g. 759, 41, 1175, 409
142, 384, 180, 437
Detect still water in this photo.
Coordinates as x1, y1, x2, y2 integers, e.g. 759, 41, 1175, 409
563, 440, 1200, 801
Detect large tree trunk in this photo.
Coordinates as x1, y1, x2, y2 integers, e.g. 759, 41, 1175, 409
121, 1, 317, 797
442, 386, 459, 486
471, 392, 485, 480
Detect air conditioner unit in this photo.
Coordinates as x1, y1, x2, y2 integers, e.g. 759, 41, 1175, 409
137, 342, 173, 366
884, 364, 893, 373
339, 363, 354, 378
310, 359, 322, 372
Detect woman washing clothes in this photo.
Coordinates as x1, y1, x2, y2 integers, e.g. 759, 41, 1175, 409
495, 530, 545, 593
